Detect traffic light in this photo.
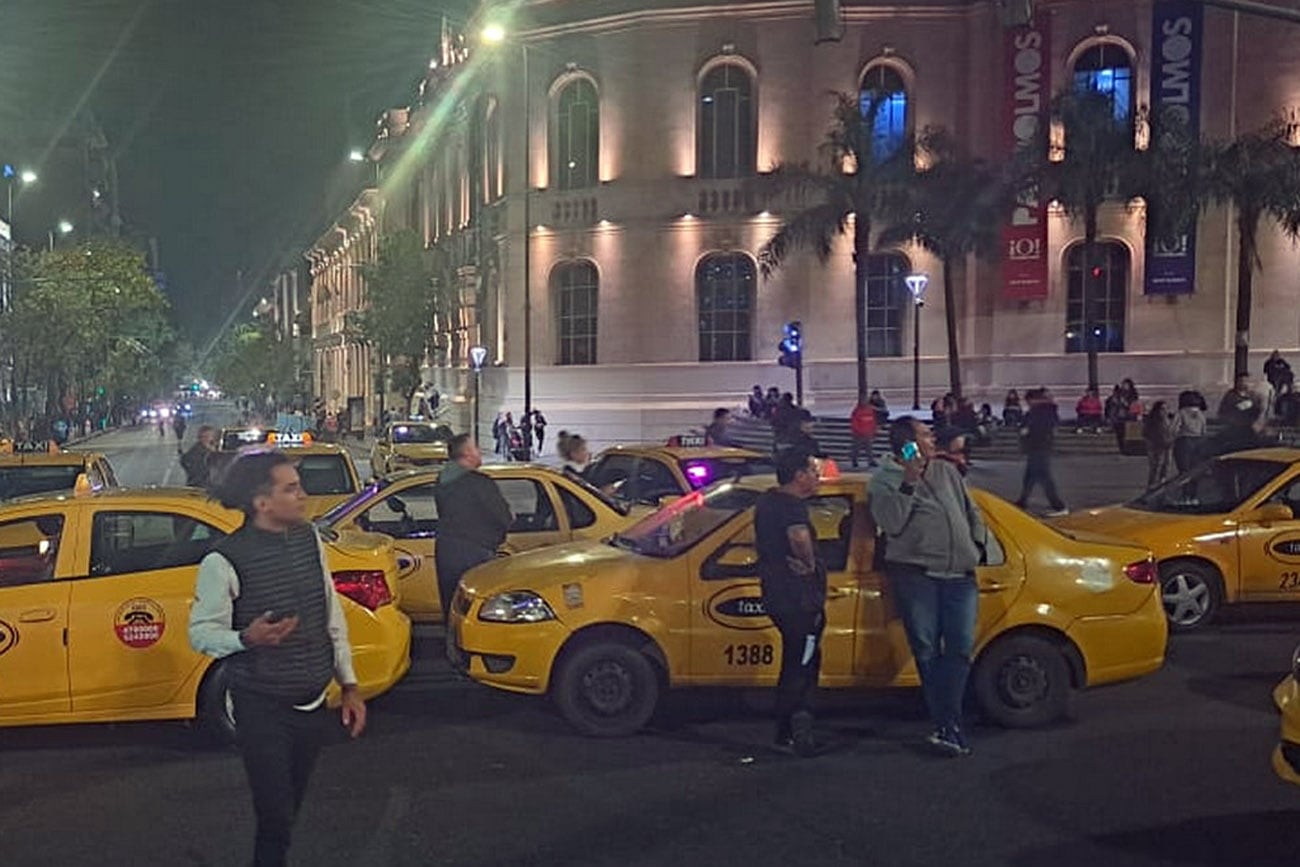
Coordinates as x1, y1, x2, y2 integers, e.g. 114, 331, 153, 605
777, 320, 803, 369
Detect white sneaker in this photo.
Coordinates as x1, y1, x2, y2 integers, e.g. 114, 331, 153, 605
1045, 508, 1070, 517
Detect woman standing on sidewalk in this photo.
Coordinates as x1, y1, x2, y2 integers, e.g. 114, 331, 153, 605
1170, 391, 1207, 475
1143, 401, 1175, 489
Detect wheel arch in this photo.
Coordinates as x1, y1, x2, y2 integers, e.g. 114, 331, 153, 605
552, 622, 671, 691
1158, 554, 1227, 594
976, 624, 1086, 690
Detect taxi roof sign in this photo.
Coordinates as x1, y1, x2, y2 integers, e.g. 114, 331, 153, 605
267, 431, 313, 447
667, 434, 709, 448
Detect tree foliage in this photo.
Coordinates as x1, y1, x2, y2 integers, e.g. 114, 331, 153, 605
359, 229, 435, 401
1, 239, 176, 420
208, 319, 300, 404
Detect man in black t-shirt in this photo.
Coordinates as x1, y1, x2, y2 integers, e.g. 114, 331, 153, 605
755, 448, 824, 756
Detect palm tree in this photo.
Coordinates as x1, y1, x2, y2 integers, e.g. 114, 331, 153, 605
1200, 117, 1300, 378
754, 92, 916, 405
1027, 89, 1147, 393
878, 131, 1008, 399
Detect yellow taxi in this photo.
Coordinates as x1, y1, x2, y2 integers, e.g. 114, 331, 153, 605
586, 438, 774, 506
321, 464, 644, 623
0, 487, 410, 743
449, 474, 1167, 736
1273, 658, 1300, 786
215, 430, 363, 517
0, 448, 119, 499
370, 421, 455, 476
1053, 448, 1300, 631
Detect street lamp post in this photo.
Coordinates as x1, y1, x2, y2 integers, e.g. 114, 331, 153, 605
482, 23, 532, 460
47, 220, 73, 253
470, 345, 488, 444
905, 274, 929, 411
5, 167, 37, 226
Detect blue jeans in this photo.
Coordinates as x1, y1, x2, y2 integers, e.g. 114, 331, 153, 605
886, 564, 978, 730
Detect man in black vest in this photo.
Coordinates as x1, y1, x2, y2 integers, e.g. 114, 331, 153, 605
433, 434, 512, 623
189, 451, 366, 867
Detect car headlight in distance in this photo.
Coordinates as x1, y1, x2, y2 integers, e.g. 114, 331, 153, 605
478, 591, 556, 623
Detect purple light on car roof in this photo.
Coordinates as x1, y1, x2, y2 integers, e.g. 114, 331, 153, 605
685, 463, 712, 487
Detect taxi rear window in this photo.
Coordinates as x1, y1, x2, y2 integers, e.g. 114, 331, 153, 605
296, 454, 355, 495
0, 466, 83, 499
392, 424, 453, 444
677, 457, 774, 489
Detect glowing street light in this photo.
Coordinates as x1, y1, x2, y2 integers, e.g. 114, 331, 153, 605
348, 148, 366, 163
48, 220, 73, 252
20, 170, 37, 184
480, 23, 506, 44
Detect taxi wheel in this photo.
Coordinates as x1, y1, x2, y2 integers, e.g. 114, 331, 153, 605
1159, 560, 1221, 632
197, 661, 238, 746
972, 634, 1072, 728
553, 641, 660, 737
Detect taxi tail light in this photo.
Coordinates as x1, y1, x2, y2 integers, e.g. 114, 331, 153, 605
332, 570, 393, 610
1123, 558, 1157, 585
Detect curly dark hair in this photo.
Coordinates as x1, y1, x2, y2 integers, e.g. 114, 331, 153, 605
212, 451, 294, 517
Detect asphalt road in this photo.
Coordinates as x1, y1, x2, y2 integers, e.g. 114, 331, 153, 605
7, 423, 1293, 866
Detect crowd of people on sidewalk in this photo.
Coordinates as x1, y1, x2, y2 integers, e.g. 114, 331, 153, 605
491, 409, 548, 461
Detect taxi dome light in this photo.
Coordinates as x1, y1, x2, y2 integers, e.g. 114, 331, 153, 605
817, 457, 841, 480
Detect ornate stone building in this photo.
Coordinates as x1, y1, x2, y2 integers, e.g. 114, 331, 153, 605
343, 0, 1300, 445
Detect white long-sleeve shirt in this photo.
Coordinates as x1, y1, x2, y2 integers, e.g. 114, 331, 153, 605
188, 535, 358, 690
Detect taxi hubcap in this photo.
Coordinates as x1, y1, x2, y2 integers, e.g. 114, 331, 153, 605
999, 655, 1049, 708
581, 660, 634, 715
1162, 573, 1210, 625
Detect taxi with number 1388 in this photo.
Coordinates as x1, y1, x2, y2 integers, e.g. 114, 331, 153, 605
449, 473, 1167, 737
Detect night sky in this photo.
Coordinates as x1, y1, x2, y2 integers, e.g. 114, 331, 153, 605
0, 0, 465, 347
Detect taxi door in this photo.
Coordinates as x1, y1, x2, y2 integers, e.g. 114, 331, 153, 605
1236, 474, 1300, 600
0, 508, 79, 718
67, 508, 221, 712
351, 481, 440, 619
497, 476, 568, 553
685, 494, 859, 686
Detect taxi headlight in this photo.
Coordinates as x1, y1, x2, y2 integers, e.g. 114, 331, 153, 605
477, 591, 556, 623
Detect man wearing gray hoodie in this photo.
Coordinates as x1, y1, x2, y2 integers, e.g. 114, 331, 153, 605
869, 416, 989, 757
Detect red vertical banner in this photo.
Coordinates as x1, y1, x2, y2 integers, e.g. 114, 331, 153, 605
1002, 19, 1051, 300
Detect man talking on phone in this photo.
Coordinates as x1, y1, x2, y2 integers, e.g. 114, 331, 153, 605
870, 417, 988, 757
755, 447, 826, 757
189, 451, 366, 867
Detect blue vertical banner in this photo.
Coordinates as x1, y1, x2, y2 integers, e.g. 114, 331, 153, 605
1146, 0, 1203, 295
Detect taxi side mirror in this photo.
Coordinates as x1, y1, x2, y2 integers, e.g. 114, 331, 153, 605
1251, 502, 1294, 523
702, 544, 759, 580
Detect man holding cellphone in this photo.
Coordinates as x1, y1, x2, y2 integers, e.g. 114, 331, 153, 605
755, 447, 826, 757
190, 451, 365, 867
870, 417, 988, 757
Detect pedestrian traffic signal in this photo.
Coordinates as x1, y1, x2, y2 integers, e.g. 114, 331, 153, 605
777, 320, 802, 369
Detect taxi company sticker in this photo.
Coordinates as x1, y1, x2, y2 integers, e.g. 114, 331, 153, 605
706, 586, 771, 631
114, 598, 166, 648
562, 582, 584, 609
0, 619, 17, 656
1269, 536, 1300, 565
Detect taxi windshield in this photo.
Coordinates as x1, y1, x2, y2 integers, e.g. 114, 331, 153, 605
676, 456, 774, 489
295, 454, 356, 495
1130, 457, 1286, 514
0, 465, 83, 499
611, 482, 760, 558
392, 424, 452, 444
560, 467, 630, 517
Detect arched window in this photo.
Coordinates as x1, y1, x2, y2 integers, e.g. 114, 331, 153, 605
1072, 43, 1133, 123
484, 99, 502, 203
697, 63, 756, 179
1066, 242, 1128, 353
865, 253, 908, 357
553, 260, 598, 365
859, 65, 909, 162
696, 253, 755, 362
553, 78, 599, 190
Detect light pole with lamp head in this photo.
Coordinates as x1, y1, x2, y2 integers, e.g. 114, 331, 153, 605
48, 220, 73, 253
5, 167, 37, 226
905, 273, 929, 411
470, 345, 487, 444
481, 22, 532, 460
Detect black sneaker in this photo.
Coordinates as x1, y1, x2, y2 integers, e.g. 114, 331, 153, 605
928, 725, 972, 758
